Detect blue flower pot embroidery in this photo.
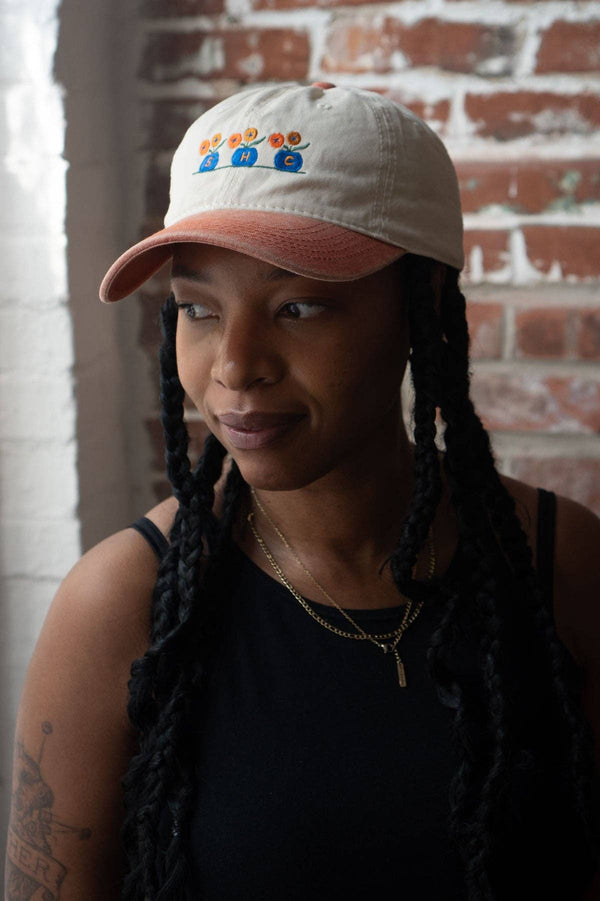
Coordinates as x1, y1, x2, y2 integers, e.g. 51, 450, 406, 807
199, 152, 219, 172
194, 129, 308, 175
231, 146, 258, 167
274, 149, 303, 172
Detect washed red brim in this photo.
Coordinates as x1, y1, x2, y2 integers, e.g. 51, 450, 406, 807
99, 209, 406, 302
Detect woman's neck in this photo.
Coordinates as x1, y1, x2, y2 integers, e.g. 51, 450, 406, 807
247, 441, 416, 571
230, 437, 460, 609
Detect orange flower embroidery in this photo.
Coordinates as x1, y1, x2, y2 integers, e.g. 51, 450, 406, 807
211, 132, 222, 148
287, 131, 302, 146
199, 139, 211, 156
269, 132, 285, 148
244, 127, 258, 142
228, 133, 242, 148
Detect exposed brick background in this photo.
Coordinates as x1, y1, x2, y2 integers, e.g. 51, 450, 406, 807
536, 20, 600, 73
141, 29, 310, 83
463, 92, 600, 140
133, 0, 600, 515
322, 19, 516, 76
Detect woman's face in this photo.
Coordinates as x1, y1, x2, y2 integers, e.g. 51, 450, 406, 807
172, 243, 410, 491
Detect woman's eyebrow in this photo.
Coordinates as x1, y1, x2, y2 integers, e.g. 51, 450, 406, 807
170, 263, 300, 283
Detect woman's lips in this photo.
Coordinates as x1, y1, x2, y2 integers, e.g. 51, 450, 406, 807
221, 420, 302, 449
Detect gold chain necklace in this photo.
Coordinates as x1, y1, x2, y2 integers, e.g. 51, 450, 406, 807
247, 487, 436, 688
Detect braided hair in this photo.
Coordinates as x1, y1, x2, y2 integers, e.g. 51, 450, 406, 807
120, 253, 600, 900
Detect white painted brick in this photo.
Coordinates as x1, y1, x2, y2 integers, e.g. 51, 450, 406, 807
0, 83, 65, 160
0, 0, 59, 16
0, 235, 68, 306
0, 520, 80, 579
0, 157, 67, 237
0, 306, 73, 371
0, 11, 59, 85
0, 374, 76, 440
1, 441, 78, 519
3, 577, 61, 657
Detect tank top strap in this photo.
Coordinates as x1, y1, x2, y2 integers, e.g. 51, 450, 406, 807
129, 516, 170, 561
536, 487, 557, 612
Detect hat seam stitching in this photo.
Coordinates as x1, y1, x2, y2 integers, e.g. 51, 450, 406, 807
372, 100, 385, 237
378, 102, 394, 239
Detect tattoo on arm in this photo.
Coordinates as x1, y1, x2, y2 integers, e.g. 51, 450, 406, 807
5, 722, 91, 901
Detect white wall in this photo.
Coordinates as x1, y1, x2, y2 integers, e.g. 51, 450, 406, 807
0, 0, 81, 861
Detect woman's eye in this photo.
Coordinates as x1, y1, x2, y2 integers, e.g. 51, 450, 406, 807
177, 303, 215, 321
279, 301, 326, 320
177, 300, 327, 322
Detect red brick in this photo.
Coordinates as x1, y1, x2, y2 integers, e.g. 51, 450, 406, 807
514, 308, 569, 358
536, 21, 600, 73
456, 160, 600, 214
254, 0, 365, 8
522, 226, 600, 279
471, 372, 600, 434
576, 309, 600, 359
465, 302, 504, 359
465, 92, 600, 141
140, 29, 310, 83
142, 0, 224, 14
510, 457, 600, 516
322, 19, 515, 75
463, 230, 511, 280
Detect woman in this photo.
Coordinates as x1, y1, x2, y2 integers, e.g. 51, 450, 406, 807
5, 81, 600, 901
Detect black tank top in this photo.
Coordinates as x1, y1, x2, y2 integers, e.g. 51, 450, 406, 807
129, 488, 558, 900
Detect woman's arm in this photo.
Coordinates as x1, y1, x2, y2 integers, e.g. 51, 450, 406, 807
4, 526, 160, 901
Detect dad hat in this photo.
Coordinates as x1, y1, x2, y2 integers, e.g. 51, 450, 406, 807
99, 81, 464, 303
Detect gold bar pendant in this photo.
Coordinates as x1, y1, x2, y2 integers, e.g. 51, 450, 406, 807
396, 655, 407, 688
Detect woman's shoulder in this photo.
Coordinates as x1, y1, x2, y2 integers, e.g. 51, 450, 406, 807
497, 471, 599, 561
498, 471, 600, 670
49, 507, 172, 667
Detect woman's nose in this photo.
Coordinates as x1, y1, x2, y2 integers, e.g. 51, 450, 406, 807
210, 316, 281, 391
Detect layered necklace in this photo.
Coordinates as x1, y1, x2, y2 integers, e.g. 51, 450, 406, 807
247, 487, 436, 688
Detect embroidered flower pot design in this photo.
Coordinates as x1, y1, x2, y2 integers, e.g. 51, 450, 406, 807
198, 133, 226, 172
229, 128, 265, 167
194, 127, 310, 174
269, 131, 310, 172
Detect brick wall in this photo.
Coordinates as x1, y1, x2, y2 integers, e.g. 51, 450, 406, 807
133, 0, 600, 513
